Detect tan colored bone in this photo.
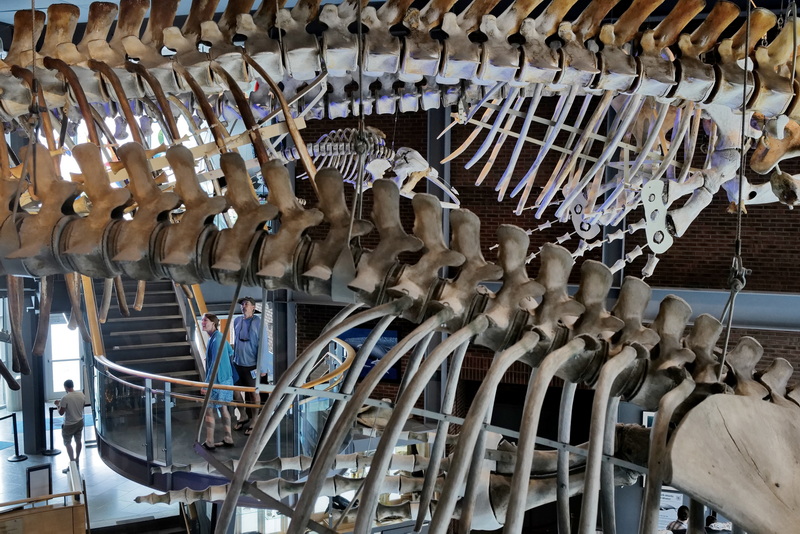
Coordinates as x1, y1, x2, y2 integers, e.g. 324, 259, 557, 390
725, 336, 769, 398
142, 0, 180, 47
626, 296, 695, 410
233, 14, 284, 81
7, 144, 78, 263
610, 277, 660, 349
718, 8, 777, 64
475, 226, 545, 351
667, 395, 800, 534
112, 143, 180, 263
516, 0, 579, 87
750, 17, 800, 117
673, 1, 739, 102
252, 0, 289, 28
759, 357, 796, 409
636, 0, 704, 97
108, 0, 150, 60
711, 8, 775, 110
751, 119, 800, 174
7, 275, 29, 375
182, 0, 223, 40
76, 2, 119, 59
64, 143, 131, 256
218, 0, 257, 37
40, 4, 81, 58
678, 1, 739, 57
4, 9, 45, 68
211, 152, 278, 272
303, 168, 372, 280
348, 180, 423, 294
641, 0, 705, 56
161, 145, 228, 265
388, 194, 466, 300
572, 261, 624, 340
276, 0, 324, 81
600, 0, 664, 47
65, 271, 91, 343
437, 209, 503, 319
533, 243, 584, 339
685, 313, 723, 384
256, 161, 325, 278
594, 0, 665, 92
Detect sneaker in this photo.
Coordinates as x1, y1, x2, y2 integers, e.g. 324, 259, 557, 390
62, 467, 69, 474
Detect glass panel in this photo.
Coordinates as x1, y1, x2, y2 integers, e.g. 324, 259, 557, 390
95, 369, 148, 458
50, 323, 80, 361
239, 507, 260, 533
152, 382, 167, 466
52, 361, 81, 392
169, 390, 206, 466
0, 297, 6, 409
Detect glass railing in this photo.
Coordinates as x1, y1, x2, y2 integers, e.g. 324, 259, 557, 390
296, 338, 351, 457
90, 337, 355, 467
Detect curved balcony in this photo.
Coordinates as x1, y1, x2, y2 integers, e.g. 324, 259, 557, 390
88, 336, 355, 502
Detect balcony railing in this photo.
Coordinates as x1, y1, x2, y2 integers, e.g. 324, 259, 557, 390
89, 337, 355, 471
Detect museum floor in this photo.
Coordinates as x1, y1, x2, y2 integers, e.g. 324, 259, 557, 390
0, 406, 181, 529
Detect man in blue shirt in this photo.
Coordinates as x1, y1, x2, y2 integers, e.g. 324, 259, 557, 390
233, 296, 268, 433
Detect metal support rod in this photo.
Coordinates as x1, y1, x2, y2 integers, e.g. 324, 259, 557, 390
164, 381, 172, 467
144, 378, 154, 464
42, 406, 61, 456
3, 412, 27, 462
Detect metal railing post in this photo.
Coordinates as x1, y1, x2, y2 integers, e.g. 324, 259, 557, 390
164, 381, 172, 466
43, 406, 61, 456
6, 413, 27, 462
144, 378, 154, 463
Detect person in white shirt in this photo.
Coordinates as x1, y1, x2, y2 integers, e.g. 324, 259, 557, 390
55, 379, 86, 473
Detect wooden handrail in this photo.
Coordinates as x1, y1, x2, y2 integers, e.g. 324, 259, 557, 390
0, 491, 81, 508
93, 335, 355, 396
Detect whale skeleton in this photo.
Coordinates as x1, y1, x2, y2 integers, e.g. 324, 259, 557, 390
0, 1, 799, 533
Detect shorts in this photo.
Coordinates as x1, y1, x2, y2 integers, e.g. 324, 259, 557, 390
210, 387, 233, 404
234, 363, 257, 388
62, 421, 84, 444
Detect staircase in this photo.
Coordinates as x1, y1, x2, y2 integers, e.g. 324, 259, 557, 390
96, 278, 202, 395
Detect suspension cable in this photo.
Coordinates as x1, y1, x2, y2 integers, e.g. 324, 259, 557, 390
718, 3, 755, 381
347, 0, 368, 242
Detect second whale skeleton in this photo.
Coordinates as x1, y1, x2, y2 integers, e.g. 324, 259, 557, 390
0, 0, 799, 533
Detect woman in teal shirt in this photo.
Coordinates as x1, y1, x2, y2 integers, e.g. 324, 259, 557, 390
201, 313, 235, 449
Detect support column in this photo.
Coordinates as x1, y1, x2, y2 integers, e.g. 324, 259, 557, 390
268, 289, 297, 458
423, 106, 451, 418
20, 279, 47, 454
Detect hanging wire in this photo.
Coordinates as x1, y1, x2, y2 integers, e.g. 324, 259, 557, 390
791, 1, 798, 89
346, 0, 368, 241
29, 0, 40, 198
717, 1, 755, 382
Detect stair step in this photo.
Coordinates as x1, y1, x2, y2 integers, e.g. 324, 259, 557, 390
121, 355, 195, 365
105, 315, 183, 323
121, 369, 199, 380
109, 328, 186, 337
104, 304, 180, 317
110, 341, 191, 350
160, 370, 199, 379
